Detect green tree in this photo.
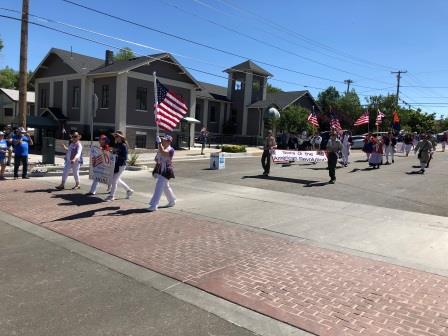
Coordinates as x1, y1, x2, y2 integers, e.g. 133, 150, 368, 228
0, 36, 3, 52
0, 67, 19, 89
317, 86, 340, 113
338, 90, 362, 122
278, 105, 312, 134
114, 47, 135, 61
266, 83, 283, 93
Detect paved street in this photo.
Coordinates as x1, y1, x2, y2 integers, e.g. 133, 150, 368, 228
1, 149, 448, 336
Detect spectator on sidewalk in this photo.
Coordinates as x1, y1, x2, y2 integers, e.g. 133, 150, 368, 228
105, 131, 133, 202
56, 132, 83, 190
261, 130, 277, 176
199, 127, 208, 155
12, 127, 33, 179
3, 125, 13, 166
148, 134, 176, 211
326, 131, 342, 184
86, 135, 111, 196
0, 131, 8, 180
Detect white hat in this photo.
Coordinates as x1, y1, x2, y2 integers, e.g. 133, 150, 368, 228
0, 131, 4, 136
18, 127, 26, 133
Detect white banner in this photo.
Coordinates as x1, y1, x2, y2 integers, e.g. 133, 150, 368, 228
89, 146, 116, 185
272, 150, 328, 163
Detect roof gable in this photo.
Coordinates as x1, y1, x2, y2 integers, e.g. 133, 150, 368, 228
33, 48, 103, 80
249, 91, 307, 109
0, 88, 35, 103
224, 60, 272, 77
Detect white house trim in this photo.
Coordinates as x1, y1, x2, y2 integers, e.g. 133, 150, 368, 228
115, 73, 127, 133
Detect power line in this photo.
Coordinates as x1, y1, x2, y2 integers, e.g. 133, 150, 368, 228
0, 10, 392, 101
391, 70, 407, 106
209, 0, 395, 72
59, 0, 392, 91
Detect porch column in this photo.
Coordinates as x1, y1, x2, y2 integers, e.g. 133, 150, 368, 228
115, 73, 128, 133
49, 79, 54, 107
62, 79, 68, 116
219, 102, 225, 133
242, 72, 253, 135
80, 77, 86, 124
189, 90, 197, 148
203, 99, 209, 129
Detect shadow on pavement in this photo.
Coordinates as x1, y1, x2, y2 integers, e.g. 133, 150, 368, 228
51, 206, 121, 222
348, 167, 376, 173
242, 175, 322, 186
406, 171, 424, 175
53, 193, 106, 206
25, 188, 59, 194
102, 208, 150, 216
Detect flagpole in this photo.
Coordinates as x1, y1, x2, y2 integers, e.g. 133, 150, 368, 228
153, 71, 160, 138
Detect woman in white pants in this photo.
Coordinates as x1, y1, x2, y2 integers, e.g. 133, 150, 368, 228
147, 135, 176, 212
105, 131, 133, 202
341, 131, 352, 167
56, 132, 83, 190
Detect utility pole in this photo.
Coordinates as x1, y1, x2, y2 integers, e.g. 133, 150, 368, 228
18, 0, 29, 128
344, 79, 353, 94
391, 70, 407, 107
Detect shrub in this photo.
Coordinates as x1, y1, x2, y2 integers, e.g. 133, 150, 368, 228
127, 152, 139, 166
221, 145, 246, 153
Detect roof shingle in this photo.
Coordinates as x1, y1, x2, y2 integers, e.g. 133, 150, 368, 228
224, 60, 272, 77
248, 91, 308, 109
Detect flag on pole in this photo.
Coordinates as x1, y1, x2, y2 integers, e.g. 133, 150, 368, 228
375, 109, 385, 126
307, 108, 319, 127
330, 112, 342, 131
354, 110, 370, 126
392, 111, 400, 124
155, 79, 188, 132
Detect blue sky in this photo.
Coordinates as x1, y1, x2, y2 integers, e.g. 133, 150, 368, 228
1, 0, 448, 116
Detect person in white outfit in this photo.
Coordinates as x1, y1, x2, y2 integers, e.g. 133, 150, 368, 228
56, 132, 83, 190
341, 131, 352, 167
147, 135, 176, 212
105, 131, 133, 202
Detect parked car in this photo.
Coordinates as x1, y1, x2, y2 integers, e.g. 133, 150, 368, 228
351, 135, 366, 149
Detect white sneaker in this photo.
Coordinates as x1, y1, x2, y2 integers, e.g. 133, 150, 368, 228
167, 201, 176, 208
146, 206, 157, 212
105, 196, 115, 202
126, 190, 134, 199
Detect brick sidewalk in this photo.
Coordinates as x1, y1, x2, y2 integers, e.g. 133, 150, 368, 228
1, 180, 448, 336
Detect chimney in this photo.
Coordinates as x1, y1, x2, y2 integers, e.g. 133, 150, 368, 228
105, 50, 114, 66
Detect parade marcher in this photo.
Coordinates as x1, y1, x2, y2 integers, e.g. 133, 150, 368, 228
369, 136, 383, 169
312, 133, 322, 150
403, 133, 413, 156
148, 135, 176, 212
86, 135, 111, 195
426, 133, 437, 169
341, 131, 352, 167
326, 131, 342, 184
442, 131, 448, 152
12, 127, 33, 179
56, 132, 83, 190
261, 130, 277, 176
105, 131, 134, 202
0, 131, 8, 180
383, 132, 396, 165
362, 133, 373, 161
414, 134, 432, 174
199, 127, 208, 155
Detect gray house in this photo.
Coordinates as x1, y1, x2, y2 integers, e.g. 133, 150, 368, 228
0, 88, 35, 126
32, 48, 318, 148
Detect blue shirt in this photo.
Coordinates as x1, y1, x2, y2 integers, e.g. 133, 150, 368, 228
0, 139, 7, 160
13, 135, 31, 157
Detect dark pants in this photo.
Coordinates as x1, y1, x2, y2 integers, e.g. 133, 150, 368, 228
14, 155, 28, 178
261, 149, 271, 174
327, 152, 337, 181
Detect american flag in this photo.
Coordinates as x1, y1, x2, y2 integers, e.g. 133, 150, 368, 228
375, 109, 385, 126
307, 108, 319, 127
354, 110, 370, 126
330, 113, 342, 131
155, 80, 188, 132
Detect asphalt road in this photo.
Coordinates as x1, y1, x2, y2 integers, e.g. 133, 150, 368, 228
123, 149, 448, 217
